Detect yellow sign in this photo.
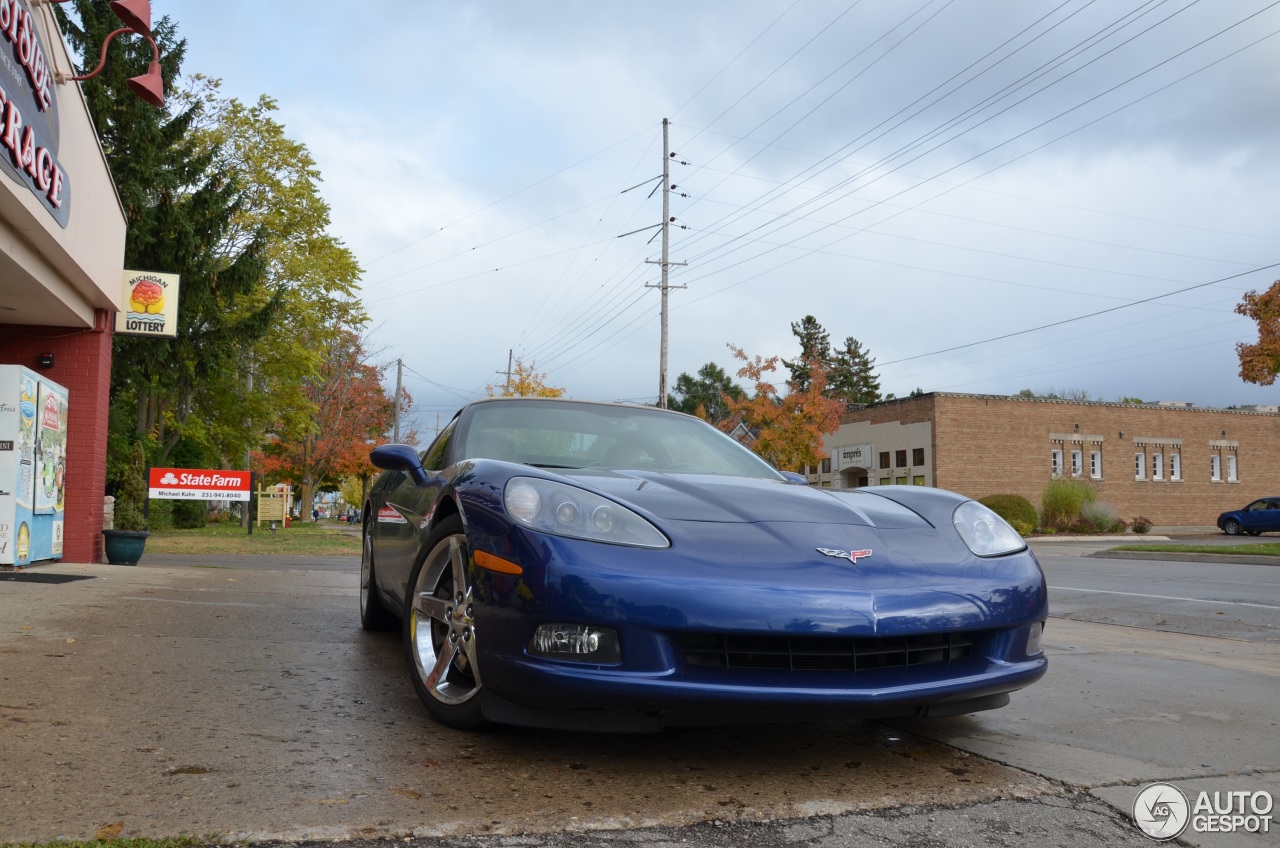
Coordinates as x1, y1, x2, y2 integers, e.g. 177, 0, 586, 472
116, 270, 181, 337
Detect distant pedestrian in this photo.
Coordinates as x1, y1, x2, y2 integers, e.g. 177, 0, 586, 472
312, 507, 319, 521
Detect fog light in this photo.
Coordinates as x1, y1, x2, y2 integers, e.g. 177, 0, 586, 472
529, 623, 621, 664
1027, 621, 1044, 655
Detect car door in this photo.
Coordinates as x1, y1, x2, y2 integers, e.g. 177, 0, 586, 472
373, 421, 458, 610
1239, 499, 1271, 534
1265, 499, 1280, 533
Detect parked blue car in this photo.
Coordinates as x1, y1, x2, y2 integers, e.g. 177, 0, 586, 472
362, 398, 1048, 731
1217, 497, 1280, 536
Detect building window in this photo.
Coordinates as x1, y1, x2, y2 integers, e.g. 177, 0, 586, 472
879, 477, 890, 486
879, 451, 890, 469
1211, 453, 1221, 482
1170, 452, 1181, 481
895, 476, 908, 486
1070, 450, 1083, 477
895, 449, 907, 468
912, 475, 925, 486
1135, 452, 1146, 480
912, 448, 925, 466
1051, 449, 1063, 476
1152, 452, 1164, 481
1227, 454, 1238, 482
821, 458, 831, 474
1090, 450, 1102, 479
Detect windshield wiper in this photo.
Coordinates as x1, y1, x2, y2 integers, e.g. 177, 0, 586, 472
526, 463, 584, 470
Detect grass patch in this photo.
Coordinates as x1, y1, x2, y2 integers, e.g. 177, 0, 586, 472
1110, 543, 1280, 556
145, 519, 359, 557
1, 838, 210, 848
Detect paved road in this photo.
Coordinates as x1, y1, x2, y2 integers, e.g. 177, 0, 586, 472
1, 543, 1276, 847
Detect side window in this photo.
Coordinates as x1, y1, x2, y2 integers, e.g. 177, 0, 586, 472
420, 422, 456, 471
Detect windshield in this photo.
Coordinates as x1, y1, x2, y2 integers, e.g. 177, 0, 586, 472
459, 400, 783, 480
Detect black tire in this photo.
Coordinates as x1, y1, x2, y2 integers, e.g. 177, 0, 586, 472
403, 515, 485, 728
1223, 519, 1243, 536
360, 521, 397, 631
1246, 529, 1262, 537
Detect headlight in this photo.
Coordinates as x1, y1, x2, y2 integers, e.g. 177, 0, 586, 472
952, 501, 1026, 557
504, 477, 669, 548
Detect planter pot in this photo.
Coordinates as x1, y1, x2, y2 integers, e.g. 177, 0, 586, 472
102, 529, 150, 565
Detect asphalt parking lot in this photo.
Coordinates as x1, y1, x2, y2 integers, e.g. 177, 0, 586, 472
1, 541, 1276, 846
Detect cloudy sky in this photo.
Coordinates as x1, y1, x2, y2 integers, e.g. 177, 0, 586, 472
153, 0, 1280, 433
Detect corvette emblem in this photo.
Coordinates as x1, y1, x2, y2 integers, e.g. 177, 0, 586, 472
817, 547, 873, 564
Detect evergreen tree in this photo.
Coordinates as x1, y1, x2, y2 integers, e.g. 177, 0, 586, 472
667, 362, 745, 422
827, 336, 882, 405
58, 3, 277, 467
782, 315, 832, 392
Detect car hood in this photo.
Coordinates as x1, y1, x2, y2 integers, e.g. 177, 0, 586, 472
563, 470, 933, 529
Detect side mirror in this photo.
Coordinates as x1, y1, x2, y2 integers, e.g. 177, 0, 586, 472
779, 471, 809, 485
370, 444, 429, 486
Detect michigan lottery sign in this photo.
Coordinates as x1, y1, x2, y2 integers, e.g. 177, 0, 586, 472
148, 468, 251, 502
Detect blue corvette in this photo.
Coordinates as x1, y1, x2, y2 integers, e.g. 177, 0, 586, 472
362, 398, 1047, 731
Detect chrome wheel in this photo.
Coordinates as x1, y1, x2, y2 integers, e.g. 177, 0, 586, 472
406, 517, 483, 724
1224, 519, 1243, 536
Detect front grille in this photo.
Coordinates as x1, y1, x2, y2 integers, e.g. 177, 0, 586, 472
677, 631, 976, 672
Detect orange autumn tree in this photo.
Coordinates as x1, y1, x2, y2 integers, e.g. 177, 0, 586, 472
486, 356, 566, 398
719, 344, 844, 473
258, 330, 403, 521
1237, 280, 1280, 385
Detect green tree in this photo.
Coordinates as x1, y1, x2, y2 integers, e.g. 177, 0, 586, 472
782, 315, 832, 393
60, 4, 276, 470
827, 336, 881, 405
667, 362, 745, 422
180, 79, 366, 468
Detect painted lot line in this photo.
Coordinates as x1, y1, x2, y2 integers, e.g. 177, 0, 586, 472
1048, 585, 1280, 610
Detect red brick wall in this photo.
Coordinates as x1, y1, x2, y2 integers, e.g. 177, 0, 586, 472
841, 394, 1280, 527
0, 318, 112, 562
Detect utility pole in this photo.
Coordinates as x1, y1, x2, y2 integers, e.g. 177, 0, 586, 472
393, 358, 403, 443
645, 118, 686, 408
506, 349, 513, 395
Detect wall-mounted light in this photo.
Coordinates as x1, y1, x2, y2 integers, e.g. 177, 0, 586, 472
1119, 431, 1125, 438
34, 0, 152, 36
37, 0, 164, 107
37, 352, 54, 369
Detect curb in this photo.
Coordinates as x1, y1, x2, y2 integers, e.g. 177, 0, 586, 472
1086, 549, 1280, 567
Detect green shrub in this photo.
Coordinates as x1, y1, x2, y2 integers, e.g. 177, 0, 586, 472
1040, 477, 1097, 531
979, 494, 1038, 530
147, 498, 173, 531
1080, 500, 1124, 533
1007, 517, 1034, 537
172, 500, 208, 529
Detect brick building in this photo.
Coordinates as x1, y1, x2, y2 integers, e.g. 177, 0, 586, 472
0, 2, 128, 564
810, 393, 1280, 528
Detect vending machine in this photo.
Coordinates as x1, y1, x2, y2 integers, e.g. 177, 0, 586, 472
0, 366, 68, 566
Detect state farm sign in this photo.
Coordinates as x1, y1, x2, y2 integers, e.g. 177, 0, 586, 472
148, 467, 251, 502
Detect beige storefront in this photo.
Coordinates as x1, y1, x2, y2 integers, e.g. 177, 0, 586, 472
0, 0, 129, 564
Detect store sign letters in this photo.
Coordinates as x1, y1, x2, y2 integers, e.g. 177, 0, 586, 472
0, 0, 69, 227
